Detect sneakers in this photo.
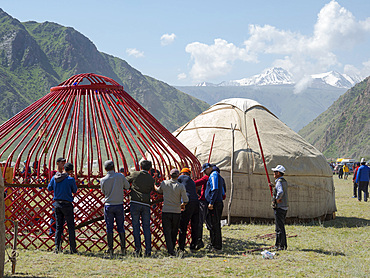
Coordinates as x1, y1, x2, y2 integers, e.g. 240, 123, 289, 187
352, 196, 357, 198
195, 241, 205, 250
177, 250, 185, 259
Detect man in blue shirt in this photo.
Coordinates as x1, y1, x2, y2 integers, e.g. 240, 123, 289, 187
202, 163, 225, 252
47, 162, 78, 254
269, 165, 289, 250
356, 158, 370, 202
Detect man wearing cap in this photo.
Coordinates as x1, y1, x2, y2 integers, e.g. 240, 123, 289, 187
47, 162, 78, 254
101, 160, 130, 256
126, 160, 155, 257
269, 165, 289, 250
202, 163, 225, 252
178, 168, 199, 253
155, 168, 188, 256
355, 158, 370, 202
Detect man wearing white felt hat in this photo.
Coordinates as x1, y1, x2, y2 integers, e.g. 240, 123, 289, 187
269, 164, 289, 250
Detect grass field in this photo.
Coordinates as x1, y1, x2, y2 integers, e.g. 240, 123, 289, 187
4, 177, 370, 278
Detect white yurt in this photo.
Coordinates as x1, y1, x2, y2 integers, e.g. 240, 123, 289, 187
174, 98, 336, 221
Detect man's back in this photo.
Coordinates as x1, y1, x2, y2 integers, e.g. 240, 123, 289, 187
356, 165, 370, 182
158, 179, 188, 213
127, 170, 155, 205
101, 171, 130, 205
48, 175, 77, 202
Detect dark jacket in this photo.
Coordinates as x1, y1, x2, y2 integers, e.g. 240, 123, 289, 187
178, 175, 199, 202
126, 170, 155, 205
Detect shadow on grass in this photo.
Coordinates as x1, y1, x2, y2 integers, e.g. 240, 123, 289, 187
4, 273, 50, 278
300, 248, 345, 256
305, 216, 370, 228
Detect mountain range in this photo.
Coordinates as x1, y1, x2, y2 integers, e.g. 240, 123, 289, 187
196, 67, 363, 89
0, 9, 208, 132
299, 77, 370, 159
176, 84, 348, 132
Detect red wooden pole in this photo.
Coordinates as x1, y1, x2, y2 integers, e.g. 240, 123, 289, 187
253, 118, 273, 197
208, 134, 215, 163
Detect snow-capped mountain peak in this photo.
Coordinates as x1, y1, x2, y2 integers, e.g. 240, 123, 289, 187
195, 67, 363, 89
310, 71, 358, 88
226, 67, 294, 86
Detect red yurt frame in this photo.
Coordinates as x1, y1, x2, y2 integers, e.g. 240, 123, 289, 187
0, 73, 201, 252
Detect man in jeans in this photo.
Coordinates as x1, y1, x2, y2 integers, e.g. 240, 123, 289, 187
47, 162, 78, 254
101, 160, 130, 256
126, 160, 155, 257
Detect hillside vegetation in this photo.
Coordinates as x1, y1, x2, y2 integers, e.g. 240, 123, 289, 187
299, 77, 370, 159
0, 9, 208, 131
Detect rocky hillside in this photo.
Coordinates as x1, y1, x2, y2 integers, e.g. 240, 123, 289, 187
0, 9, 208, 131
299, 77, 370, 159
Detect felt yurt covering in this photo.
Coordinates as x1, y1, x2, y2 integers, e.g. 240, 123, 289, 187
173, 98, 336, 220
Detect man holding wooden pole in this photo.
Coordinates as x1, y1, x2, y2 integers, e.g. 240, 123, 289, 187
269, 165, 289, 250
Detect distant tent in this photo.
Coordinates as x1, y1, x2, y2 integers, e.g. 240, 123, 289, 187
174, 98, 336, 220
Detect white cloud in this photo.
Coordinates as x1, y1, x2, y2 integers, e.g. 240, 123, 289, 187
185, 39, 256, 82
344, 60, 370, 79
185, 1, 370, 85
177, 73, 187, 80
161, 33, 176, 46
126, 48, 144, 58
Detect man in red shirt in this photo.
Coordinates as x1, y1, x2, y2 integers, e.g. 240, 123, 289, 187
352, 162, 360, 198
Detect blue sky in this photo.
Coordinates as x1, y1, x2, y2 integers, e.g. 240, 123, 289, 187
2, 0, 370, 86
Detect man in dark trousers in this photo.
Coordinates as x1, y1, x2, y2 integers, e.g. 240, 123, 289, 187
49, 157, 66, 236
178, 168, 199, 253
269, 165, 289, 250
202, 163, 225, 252
47, 162, 78, 254
126, 160, 155, 257
155, 169, 188, 257
352, 162, 360, 198
194, 172, 209, 250
356, 158, 370, 202
101, 160, 130, 256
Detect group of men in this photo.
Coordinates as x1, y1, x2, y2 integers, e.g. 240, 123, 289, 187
352, 158, 370, 202
47, 158, 228, 256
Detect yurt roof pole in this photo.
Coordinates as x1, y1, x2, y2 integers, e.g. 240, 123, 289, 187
208, 134, 215, 163
253, 118, 273, 197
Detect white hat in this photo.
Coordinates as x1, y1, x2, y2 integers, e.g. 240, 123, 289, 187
271, 165, 286, 174
361, 158, 366, 163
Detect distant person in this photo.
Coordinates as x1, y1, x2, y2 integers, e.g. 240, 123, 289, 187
355, 158, 370, 202
352, 162, 360, 198
338, 165, 343, 179
343, 164, 349, 180
47, 162, 78, 254
101, 160, 130, 256
269, 165, 289, 250
126, 160, 155, 257
155, 169, 188, 257
202, 163, 225, 252
178, 168, 199, 253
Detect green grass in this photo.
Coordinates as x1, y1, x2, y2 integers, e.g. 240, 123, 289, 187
4, 177, 370, 277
